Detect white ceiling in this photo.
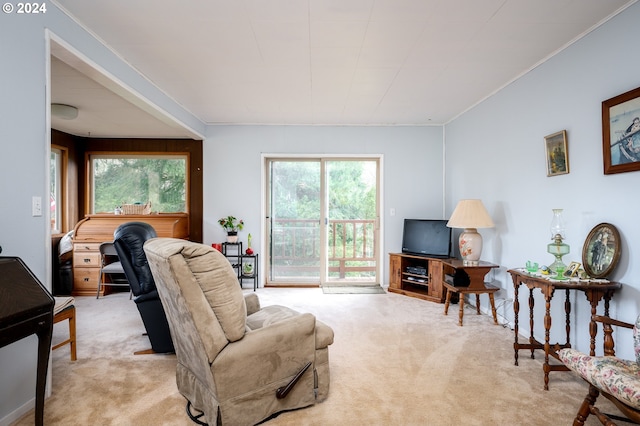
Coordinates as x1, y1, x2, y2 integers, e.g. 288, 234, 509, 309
51, 0, 635, 138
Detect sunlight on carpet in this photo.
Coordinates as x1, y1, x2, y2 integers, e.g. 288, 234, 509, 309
321, 286, 386, 294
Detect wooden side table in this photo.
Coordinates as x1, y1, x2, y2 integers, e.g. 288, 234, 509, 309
508, 268, 621, 390
442, 260, 499, 326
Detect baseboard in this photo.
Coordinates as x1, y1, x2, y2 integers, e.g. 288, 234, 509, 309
0, 397, 34, 426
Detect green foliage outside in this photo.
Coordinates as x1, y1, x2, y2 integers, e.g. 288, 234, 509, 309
272, 160, 376, 220
92, 156, 186, 213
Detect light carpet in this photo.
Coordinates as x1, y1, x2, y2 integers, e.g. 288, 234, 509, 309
14, 288, 619, 425
321, 286, 386, 294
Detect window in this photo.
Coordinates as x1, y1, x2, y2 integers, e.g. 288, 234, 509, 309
50, 148, 63, 233
89, 154, 188, 214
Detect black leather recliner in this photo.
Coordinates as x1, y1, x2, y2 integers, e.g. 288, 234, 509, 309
113, 222, 174, 354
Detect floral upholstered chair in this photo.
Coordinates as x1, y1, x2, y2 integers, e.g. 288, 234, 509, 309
558, 314, 640, 425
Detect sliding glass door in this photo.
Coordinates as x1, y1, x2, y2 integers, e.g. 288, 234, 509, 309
266, 157, 379, 286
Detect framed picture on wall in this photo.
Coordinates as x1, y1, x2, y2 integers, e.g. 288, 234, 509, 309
544, 130, 569, 176
602, 86, 640, 174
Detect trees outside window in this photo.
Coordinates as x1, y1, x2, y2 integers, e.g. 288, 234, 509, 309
90, 155, 187, 213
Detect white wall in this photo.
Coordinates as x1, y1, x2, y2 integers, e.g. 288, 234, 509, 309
0, 5, 204, 424
445, 3, 640, 358
203, 125, 445, 273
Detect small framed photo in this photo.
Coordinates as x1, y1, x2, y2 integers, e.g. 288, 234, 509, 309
545, 130, 569, 176
581, 223, 621, 279
564, 261, 581, 278
602, 86, 640, 174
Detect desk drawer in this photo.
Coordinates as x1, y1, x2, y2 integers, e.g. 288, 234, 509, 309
73, 251, 101, 268
73, 268, 100, 295
74, 242, 102, 252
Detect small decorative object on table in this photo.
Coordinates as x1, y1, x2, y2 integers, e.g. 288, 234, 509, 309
547, 208, 569, 273
564, 261, 581, 278
121, 202, 151, 215
246, 233, 254, 255
218, 215, 244, 243
243, 262, 254, 276
581, 223, 621, 279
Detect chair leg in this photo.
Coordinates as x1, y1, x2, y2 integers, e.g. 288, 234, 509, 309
68, 306, 77, 361
574, 385, 599, 426
52, 306, 77, 361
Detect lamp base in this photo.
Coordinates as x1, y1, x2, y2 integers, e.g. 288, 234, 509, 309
459, 228, 483, 265
547, 238, 570, 274
549, 257, 567, 273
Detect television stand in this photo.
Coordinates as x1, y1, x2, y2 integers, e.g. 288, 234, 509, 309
388, 253, 452, 303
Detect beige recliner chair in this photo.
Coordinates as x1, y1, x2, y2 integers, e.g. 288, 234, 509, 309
143, 238, 334, 426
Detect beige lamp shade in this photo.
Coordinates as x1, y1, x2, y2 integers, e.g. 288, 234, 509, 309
446, 199, 495, 229
447, 199, 494, 265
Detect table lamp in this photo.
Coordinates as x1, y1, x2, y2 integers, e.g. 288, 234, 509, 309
447, 199, 495, 265
547, 208, 569, 273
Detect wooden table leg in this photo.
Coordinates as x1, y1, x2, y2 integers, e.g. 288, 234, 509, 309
513, 279, 520, 366
475, 294, 481, 315
543, 289, 553, 391
588, 290, 601, 356
444, 288, 452, 316
529, 288, 535, 359
564, 289, 571, 350
458, 293, 465, 326
488, 293, 498, 324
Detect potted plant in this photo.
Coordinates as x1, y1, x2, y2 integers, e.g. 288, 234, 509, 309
218, 215, 244, 243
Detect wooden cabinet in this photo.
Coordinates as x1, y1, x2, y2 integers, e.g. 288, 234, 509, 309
72, 214, 189, 296
388, 253, 453, 303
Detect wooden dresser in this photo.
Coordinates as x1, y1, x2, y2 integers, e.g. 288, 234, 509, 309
72, 213, 189, 296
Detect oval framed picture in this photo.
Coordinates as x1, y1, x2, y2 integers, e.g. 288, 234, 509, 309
581, 223, 621, 279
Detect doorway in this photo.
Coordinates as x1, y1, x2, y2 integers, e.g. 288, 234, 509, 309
265, 157, 380, 287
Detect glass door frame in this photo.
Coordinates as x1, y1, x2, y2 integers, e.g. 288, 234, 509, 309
261, 154, 382, 287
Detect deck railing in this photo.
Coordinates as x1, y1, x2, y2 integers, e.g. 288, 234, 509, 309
270, 218, 376, 279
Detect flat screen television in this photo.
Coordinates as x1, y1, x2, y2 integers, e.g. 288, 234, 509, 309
401, 219, 452, 258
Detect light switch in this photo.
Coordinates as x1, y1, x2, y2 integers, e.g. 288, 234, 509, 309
32, 196, 42, 217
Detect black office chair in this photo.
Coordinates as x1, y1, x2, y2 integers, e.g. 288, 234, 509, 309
113, 222, 174, 354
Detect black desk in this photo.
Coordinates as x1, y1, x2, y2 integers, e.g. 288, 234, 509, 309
0, 257, 54, 426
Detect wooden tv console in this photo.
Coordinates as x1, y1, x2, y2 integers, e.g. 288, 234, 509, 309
388, 253, 453, 303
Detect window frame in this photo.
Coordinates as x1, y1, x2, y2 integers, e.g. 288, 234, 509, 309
50, 145, 67, 235
86, 151, 190, 214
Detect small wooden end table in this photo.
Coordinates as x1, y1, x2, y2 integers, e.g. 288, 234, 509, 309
508, 269, 621, 390
442, 260, 500, 326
